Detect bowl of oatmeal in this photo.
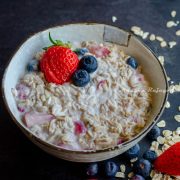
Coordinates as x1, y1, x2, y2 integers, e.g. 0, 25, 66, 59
2, 23, 168, 162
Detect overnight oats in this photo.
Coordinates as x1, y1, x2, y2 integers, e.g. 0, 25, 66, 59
12, 33, 151, 151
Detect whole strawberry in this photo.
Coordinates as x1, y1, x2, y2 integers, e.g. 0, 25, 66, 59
154, 142, 180, 176
40, 33, 79, 84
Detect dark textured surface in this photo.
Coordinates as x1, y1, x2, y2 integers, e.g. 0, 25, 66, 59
0, 0, 180, 179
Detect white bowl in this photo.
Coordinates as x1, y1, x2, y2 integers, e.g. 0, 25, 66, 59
2, 23, 168, 162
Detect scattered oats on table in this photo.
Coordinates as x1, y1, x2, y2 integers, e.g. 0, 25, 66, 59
171, 10, 176, 18
163, 130, 172, 137
112, 16, 117, 23
120, 164, 126, 173
149, 34, 156, 41
142, 32, 149, 39
165, 101, 171, 108
167, 76, 171, 81
158, 56, 164, 66
115, 172, 125, 178
176, 30, 180, 36
160, 41, 167, 47
157, 136, 165, 144
130, 157, 138, 163
166, 20, 178, 28
157, 120, 166, 128
168, 41, 177, 48
174, 115, 180, 122
156, 36, 164, 42
169, 83, 180, 94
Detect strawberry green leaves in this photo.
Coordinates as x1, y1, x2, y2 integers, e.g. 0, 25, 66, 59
43, 32, 72, 50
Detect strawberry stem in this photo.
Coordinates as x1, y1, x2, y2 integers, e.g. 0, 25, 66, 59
42, 32, 72, 50
49, 32, 57, 45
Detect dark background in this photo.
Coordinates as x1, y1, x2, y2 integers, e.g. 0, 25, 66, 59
0, 0, 180, 179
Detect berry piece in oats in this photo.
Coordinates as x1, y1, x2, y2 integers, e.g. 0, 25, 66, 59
86, 163, 98, 176
143, 150, 157, 162
125, 144, 140, 159
147, 126, 160, 141
133, 159, 151, 178
72, 69, 90, 87
105, 161, 118, 177
79, 55, 98, 73
27, 60, 39, 72
126, 57, 138, 69
130, 174, 145, 180
154, 142, 180, 176
23, 111, 54, 128
88, 44, 111, 58
74, 48, 89, 56
74, 121, 87, 135
16, 83, 30, 100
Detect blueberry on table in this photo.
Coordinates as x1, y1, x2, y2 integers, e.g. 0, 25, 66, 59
105, 161, 118, 177
125, 144, 140, 159
126, 57, 138, 69
143, 150, 157, 162
147, 126, 160, 141
27, 60, 39, 72
133, 159, 151, 178
79, 55, 98, 73
130, 174, 145, 180
72, 69, 90, 87
86, 163, 98, 176
74, 48, 89, 56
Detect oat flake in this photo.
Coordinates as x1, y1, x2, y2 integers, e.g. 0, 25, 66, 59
171, 10, 176, 17
149, 34, 156, 41
174, 115, 180, 122
176, 30, 180, 36
112, 16, 117, 23
166, 21, 177, 28
160, 41, 167, 47
157, 120, 166, 127
168, 41, 177, 48
165, 101, 170, 108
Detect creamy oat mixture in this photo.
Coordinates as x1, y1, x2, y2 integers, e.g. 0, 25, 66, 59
12, 41, 151, 151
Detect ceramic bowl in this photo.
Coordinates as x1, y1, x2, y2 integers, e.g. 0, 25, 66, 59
2, 23, 168, 162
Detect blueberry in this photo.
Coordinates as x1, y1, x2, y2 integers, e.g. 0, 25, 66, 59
72, 69, 90, 87
86, 163, 98, 176
105, 161, 118, 177
143, 150, 157, 162
79, 55, 98, 73
126, 57, 138, 69
27, 60, 39, 72
147, 126, 160, 141
133, 159, 151, 178
130, 174, 145, 180
125, 144, 140, 159
74, 48, 89, 56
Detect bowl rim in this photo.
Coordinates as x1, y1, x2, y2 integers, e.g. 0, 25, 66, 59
2, 22, 169, 154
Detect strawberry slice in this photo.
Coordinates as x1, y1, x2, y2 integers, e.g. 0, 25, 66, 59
88, 44, 111, 58
23, 111, 54, 128
154, 142, 180, 176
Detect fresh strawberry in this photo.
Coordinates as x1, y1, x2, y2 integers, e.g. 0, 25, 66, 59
88, 44, 111, 58
154, 142, 180, 176
40, 33, 79, 84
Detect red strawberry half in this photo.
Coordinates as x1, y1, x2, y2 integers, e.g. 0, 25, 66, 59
154, 142, 180, 176
40, 33, 79, 84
